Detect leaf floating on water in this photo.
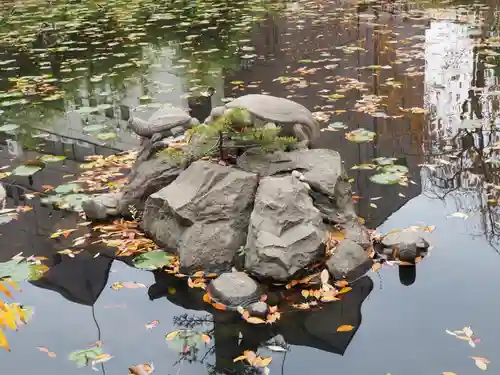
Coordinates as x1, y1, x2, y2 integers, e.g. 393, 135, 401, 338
337, 325, 354, 332
321, 122, 347, 132
351, 163, 377, 170
447, 212, 469, 219
0, 330, 10, 351
145, 320, 159, 330
471, 357, 489, 371
370, 172, 405, 185
40, 155, 66, 163
165, 331, 179, 340
442, 372, 457, 375
372, 263, 382, 272
345, 128, 376, 143
267, 345, 287, 352
111, 281, 146, 290
132, 251, 174, 270
245, 316, 266, 325
338, 287, 352, 294
12, 165, 42, 177
129, 363, 154, 375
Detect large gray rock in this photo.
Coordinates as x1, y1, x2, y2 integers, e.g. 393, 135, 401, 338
82, 192, 122, 220
237, 148, 356, 223
381, 231, 429, 262
118, 153, 184, 215
142, 160, 258, 273
207, 272, 262, 308
326, 239, 372, 281
128, 106, 193, 138
244, 176, 326, 282
344, 220, 371, 249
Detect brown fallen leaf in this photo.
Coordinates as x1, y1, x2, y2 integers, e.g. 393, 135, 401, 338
337, 325, 354, 332
371, 263, 382, 272
442, 372, 456, 375
129, 363, 154, 375
245, 316, 266, 325
335, 280, 349, 288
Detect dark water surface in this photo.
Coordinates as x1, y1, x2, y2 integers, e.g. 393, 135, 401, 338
0, 0, 500, 374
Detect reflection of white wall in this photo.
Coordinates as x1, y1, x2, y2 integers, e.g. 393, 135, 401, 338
424, 20, 474, 136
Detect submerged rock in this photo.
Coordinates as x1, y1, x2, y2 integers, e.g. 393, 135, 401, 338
207, 272, 262, 308
326, 239, 371, 281
82, 192, 122, 220
244, 176, 326, 282
142, 160, 258, 273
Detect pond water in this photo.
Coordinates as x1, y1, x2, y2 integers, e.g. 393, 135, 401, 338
0, 0, 500, 373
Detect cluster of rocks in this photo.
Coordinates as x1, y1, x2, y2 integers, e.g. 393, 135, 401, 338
82, 94, 430, 315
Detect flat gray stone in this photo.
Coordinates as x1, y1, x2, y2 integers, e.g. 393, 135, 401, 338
248, 301, 268, 318
244, 176, 326, 282
142, 160, 258, 273
207, 272, 262, 308
326, 239, 371, 281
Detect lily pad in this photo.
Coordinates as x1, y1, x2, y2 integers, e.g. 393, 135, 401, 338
97, 132, 117, 141
0, 213, 16, 225
322, 122, 347, 132
12, 165, 42, 176
76, 106, 99, 114
0, 259, 48, 284
55, 183, 82, 194
69, 347, 104, 368
345, 128, 376, 143
40, 155, 66, 163
351, 163, 377, 170
382, 164, 409, 174
133, 251, 174, 270
58, 193, 89, 212
83, 124, 107, 133
369, 172, 405, 185
373, 157, 398, 166
0, 124, 20, 132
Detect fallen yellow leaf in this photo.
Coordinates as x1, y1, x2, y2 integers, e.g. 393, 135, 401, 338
338, 287, 352, 294
337, 325, 354, 332
165, 331, 179, 340
0, 329, 10, 351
